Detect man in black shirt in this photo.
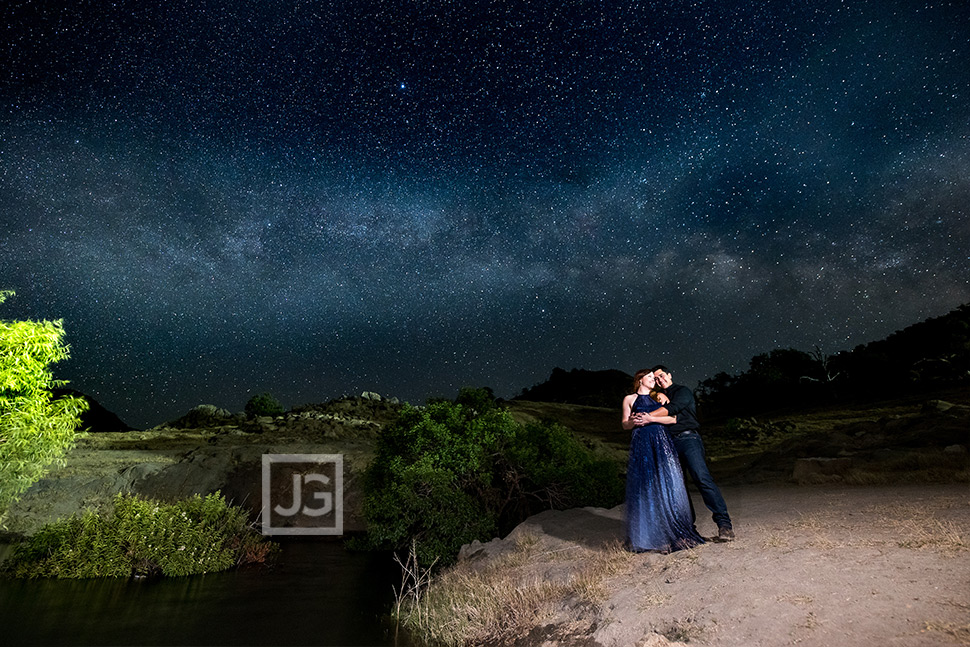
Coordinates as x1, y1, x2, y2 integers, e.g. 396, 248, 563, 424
652, 364, 734, 540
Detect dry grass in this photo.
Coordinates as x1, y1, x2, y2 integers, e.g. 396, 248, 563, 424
638, 587, 672, 608
394, 537, 642, 646
923, 621, 970, 645
860, 500, 969, 554
841, 451, 970, 486
755, 501, 970, 555
758, 530, 791, 550
781, 512, 844, 549
786, 512, 827, 532
395, 565, 582, 646
898, 519, 967, 554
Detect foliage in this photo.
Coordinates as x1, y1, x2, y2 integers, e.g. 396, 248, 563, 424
359, 388, 623, 566
508, 423, 622, 510
1, 492, 276, 579
245, 392, 285, 418
0, 290, 88, 518
454, 385, 498, 414
697, 302, 970, 420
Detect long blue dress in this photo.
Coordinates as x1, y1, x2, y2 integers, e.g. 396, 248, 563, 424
626, 393, 705, 553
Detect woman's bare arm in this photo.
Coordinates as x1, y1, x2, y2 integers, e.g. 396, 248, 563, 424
621, 394, 638, 430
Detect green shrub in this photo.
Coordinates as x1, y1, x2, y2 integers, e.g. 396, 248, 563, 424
1, 492, 276, 579
359, 390, 623, 566
245, 392, 285, 418
504, 421, 623, 513
0, 290, 88, 518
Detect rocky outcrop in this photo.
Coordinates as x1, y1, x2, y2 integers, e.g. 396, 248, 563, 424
167, 404, 240, 429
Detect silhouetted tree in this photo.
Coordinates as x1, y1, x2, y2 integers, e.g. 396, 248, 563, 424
695, 302, 970, 416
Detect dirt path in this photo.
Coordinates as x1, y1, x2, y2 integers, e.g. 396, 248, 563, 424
453, 483, 970, 646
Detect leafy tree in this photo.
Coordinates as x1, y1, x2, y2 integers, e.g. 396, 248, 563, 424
746, 348, 816, 392
245, 392, 285, 418
454, 385, 498, 415
0, 291, 88, 518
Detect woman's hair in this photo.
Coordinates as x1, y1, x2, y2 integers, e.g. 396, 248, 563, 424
631, 368, 652, 393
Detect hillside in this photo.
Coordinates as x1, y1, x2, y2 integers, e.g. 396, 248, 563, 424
4, 382, 967, 540
513, 367, 634, 408
506, 386, 970, 486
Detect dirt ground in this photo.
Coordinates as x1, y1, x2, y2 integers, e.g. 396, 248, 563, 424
458, 482, 970, 647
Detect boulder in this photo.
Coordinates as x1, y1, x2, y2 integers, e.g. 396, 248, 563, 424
169, 404, 237, 429
922, 400, 954, 413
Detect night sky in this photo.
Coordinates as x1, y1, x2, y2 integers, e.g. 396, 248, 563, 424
2, 0, 968, 429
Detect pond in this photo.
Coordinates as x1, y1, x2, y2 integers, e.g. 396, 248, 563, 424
0, 539, 411, 646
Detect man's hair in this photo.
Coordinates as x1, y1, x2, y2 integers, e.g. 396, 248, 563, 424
650, 364, 669, 374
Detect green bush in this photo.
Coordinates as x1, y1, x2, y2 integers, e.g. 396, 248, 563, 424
359, 390, 623, 566
0, 290, 88, 518
245, 392, 285, 418
504, 421, 623, 512
1, 492, 277, 579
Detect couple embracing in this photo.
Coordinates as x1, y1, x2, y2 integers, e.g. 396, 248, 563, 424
621, 365, 734, 554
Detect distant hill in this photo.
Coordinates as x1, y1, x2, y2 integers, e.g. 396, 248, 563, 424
52, 389, 135, 433
512, 303, 970, 417
696, 301, 970, 418
844, 302, 970, 388
514, 367, 634, 408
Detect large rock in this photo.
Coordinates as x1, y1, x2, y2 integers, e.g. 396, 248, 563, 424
167, 404, 239, 429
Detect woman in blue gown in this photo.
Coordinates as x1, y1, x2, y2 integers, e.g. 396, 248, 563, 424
621, 369, 705, 553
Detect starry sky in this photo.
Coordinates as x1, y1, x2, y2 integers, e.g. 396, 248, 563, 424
2, 0, 968, 429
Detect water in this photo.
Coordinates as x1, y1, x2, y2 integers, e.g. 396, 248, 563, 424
0, 539, 409, 646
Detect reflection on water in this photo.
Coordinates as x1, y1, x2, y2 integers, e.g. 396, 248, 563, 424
0, 539, 407, 646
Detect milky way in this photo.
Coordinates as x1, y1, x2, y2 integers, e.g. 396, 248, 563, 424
2, 0, 968, 428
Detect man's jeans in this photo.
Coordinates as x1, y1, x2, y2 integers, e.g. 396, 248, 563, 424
672, 430, 732, 529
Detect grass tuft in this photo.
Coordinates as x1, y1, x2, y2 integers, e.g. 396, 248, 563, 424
392, 537, 643, 646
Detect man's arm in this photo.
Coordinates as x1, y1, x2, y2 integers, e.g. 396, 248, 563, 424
629, 407, 675, 427
662, 385, 694, 417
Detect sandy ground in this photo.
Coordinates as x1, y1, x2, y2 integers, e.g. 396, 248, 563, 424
459, 483, 970, 647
